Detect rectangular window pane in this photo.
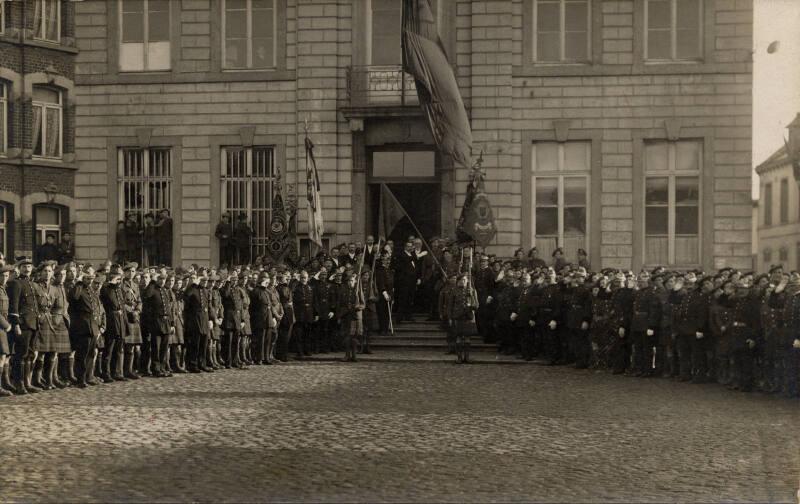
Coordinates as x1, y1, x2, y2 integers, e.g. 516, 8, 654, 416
252, 37, 274, 68
122, 10, 144, 43
564, 206, 586, 235
564, 1, 588, 31
535, 207, 558, 236
120, 42, 145, 71
645, 142, 668, 172
45, 107, 60, 157
32, 106, 43, 156
563, 177, 586, 205
253, 5, 274, 38
676, 141, 701, 171
403, 151, 436, 177
0, 100, 5, 153
147, 41, 171, 70
780, 178, 789, 224
535, 177, 559, 206
534, 143, 559, 171
536, 1, 560, 31
148, 1, 170, 42
647, 29, 671, 59
564, 32, 588, 60
645, 177, 669, 204
226, 9, 247, 38
226, 39, 247, 68
764, 183, 773, 226
675, 206, 698, 234
564, 142, 589, 171
536, 32, 561, 61
675, 176, 699, 205
645, 207, 668, 235
647, 0, 671, 29
36, 206, 59, 225
372, 3, 402, 65
676, 0, 700, 30
676, 27, 700, 59
675, 236, 698, 264
372, 152, 403, 177
44, 0, 59, 41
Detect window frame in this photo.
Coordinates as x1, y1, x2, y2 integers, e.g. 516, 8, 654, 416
0, 0, 5, 36
779, 177, 789, 224
221, 0, 278, 70
763, 247, 772, 264
33, 204, 62, 251
531, 0, 592, 64
763, 182, 773, 227
530, 141, 591, 258
118, 0, 172, 72
32, 0, 61, 43
31, 85, 63, 160
644, 0, 703, 62
642, 140, 702, 268
0, 203, 8, 260
220, 145, 276, 258
117, 147, 173, 225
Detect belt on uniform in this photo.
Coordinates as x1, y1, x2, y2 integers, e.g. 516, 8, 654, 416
733, 322, 748, 327
304, 303, 311, 306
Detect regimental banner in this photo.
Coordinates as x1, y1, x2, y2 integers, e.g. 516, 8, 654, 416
456, 174, 497, 247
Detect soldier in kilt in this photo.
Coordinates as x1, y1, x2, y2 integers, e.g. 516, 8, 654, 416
47, 264, 72, 388
0, 265, 14, 396
31, 261, 58, 390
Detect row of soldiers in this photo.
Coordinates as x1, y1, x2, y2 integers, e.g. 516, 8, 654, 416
454, 258, 800, 397
0, 256, 376, 396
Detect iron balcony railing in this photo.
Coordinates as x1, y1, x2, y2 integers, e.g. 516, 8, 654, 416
346, 65, 419, 108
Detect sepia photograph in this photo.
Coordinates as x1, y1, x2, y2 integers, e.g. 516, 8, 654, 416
0, 0, 799, 501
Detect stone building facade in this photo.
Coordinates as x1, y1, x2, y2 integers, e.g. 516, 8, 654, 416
754, 114, 800, 273
73, 0, 754, 271
0, 0, 78, 260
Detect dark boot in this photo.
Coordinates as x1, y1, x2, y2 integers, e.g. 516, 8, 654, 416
1, 362, 14, 393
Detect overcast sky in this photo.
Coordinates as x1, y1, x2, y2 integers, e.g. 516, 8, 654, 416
753, 0, 800, 197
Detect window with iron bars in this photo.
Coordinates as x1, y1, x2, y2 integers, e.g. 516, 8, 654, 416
118, 148, 172, 227
221, 146, 275, 259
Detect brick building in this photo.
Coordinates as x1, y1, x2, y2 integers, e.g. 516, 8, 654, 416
0, 0, 78, 261
754, 114, 800, 273
73, 0, 754, 271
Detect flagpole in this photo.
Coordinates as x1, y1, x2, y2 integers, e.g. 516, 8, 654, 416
381, 183, 447, 279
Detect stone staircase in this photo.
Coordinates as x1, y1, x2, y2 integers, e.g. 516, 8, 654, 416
370, 316, 497, 353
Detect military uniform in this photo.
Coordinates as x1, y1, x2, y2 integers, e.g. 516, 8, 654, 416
538, 282, 563, 365
609, 285, 633, 374
709, 292, 734, 385
670, 287, 708, 381
728, 289, 761, 391
590, 287, 614, 369
7, 271, 43, 392
566, 283, 593, 369
629, 285, 661, 376
266, 284, 284, 362
374, 265, 394, 335
221, 282, 244, 368
184, 282, 212, 372
249, 284, 272, 364
142, 280, 174, 376
293, 281, 315, 357
494, 280, 520, 355
100, 281, 127, 381
517, 283, 541, 361
447, 285, 478, 363
474, 267, 496, 343
781, 286, 800, 397
312, 278, 335, 352
337, 282, 365, 361
276, 281, 295, 361
121, 278, 143, 378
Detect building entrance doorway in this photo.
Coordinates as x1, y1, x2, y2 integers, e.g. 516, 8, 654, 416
369, 183, 440, 251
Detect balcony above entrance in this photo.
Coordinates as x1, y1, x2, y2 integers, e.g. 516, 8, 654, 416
344, 66, 425, 120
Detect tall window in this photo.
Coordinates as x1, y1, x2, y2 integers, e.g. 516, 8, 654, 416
0, 0, 5, 35
763, 182, 773, 226
118, 148, 172, 225
0, 81, 6, 156
223, 0, 276, 69
33, 0, 60, 43
32, 86, 62, 159
532, 0, 590, 62
33, 205, 61, 251
644, 140, 701, 266
370, 0, 402, 65
221, 147, 275, 258
119, 0, 171, 72
763, 248, 772, 264
531, 141, 590, 260
780, 178, 789, 224
645, 0, 702, 61
779, 247, 789, 262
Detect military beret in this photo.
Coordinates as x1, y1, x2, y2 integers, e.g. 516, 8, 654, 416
0, 264, 14, 274
769, 264, 784, 274
15, 256, 33, 266
123, 262, 138, 271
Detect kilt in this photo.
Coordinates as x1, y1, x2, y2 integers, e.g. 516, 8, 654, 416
0, 330, 9, 355
36, 317, 72, 353
170, 322, 184, 345
95, 332, 105, 350
124, 321, 143, 345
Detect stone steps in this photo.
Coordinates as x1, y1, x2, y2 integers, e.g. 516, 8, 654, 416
372, 313, 493, 352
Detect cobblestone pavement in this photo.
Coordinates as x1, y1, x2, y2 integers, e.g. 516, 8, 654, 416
2, 353, 799, 503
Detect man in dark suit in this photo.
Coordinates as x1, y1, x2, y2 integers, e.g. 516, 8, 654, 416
374, 254, 394, 335
248, 273, 272, 365
293, 271, 316, 357
99, 267, 127, 382
395, 241, 418, 323
183, 271, 213, 373
142, 271, 174, 377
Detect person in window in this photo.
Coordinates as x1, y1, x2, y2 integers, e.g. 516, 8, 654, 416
215, 212, 235, 267
155, 209, 173, 266
37, 234, 60, 265
113, 221, 128, 264
527, 247, 547, 271
143, 212, 158, 267
58, 231, 75, 265
124, 212, 143, 264
234, 214, 253, 265
577, 248, 591, 271
552, 247, 568, 273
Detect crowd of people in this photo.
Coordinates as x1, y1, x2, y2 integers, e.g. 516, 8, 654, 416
0, 235, 798, 400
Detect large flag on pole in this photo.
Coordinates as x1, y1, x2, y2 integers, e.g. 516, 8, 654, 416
378, 183, 407, 240
456, 173, 497, 247
402, 0, 472, 169
305, 136, 324, 247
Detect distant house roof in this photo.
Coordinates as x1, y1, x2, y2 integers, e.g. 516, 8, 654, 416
755, 144, 790, 175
